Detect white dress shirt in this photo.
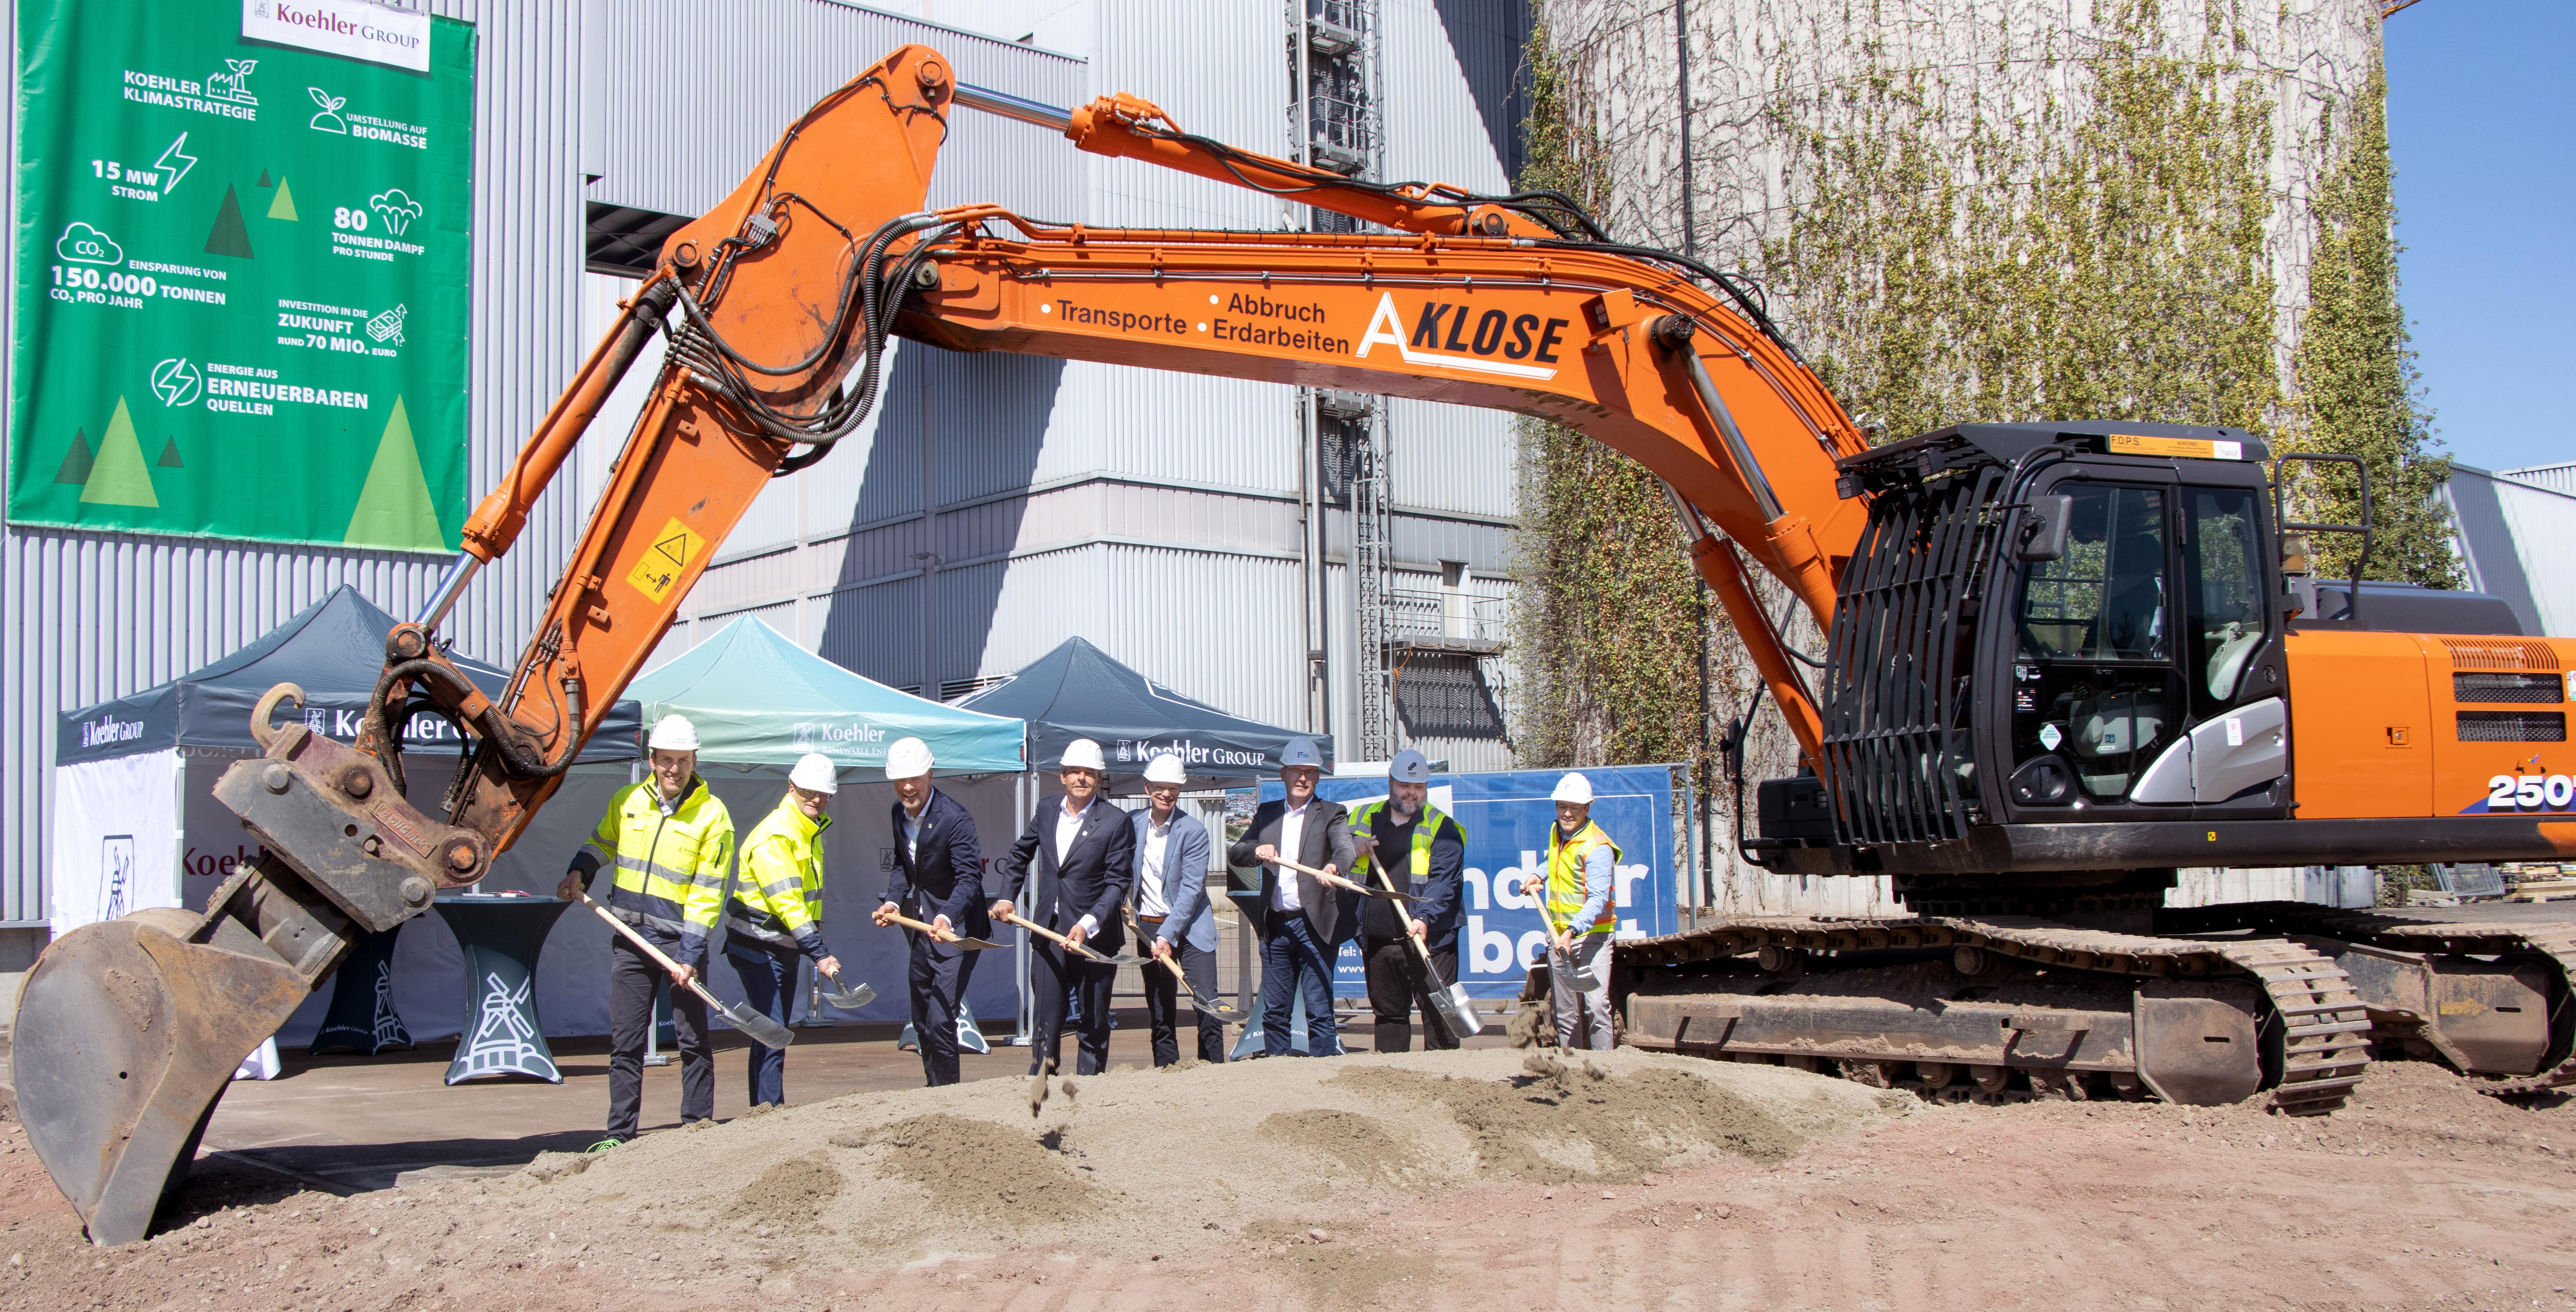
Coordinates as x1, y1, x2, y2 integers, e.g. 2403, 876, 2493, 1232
1270, 798, 1311, 912
1137, 809, 1174, 918
1055, 795, 1100, 934
900, 796, 929, 863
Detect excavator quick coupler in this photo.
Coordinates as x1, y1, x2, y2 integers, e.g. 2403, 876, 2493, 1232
11, 684, 484, 1244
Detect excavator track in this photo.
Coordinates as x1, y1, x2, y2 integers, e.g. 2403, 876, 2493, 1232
2163, 903, 2576, 1097
1618, 914, 2372, 1114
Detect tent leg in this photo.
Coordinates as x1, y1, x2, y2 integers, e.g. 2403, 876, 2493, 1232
1011, 770, 1034, 1047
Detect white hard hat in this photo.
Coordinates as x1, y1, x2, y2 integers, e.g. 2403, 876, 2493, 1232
1143, 752, 1188, 785
1551, 772, 1595, 806
885, 736, 935, 780
790, 753, 838, 794
1061, 738, 1107, 772
647, 714, 700, 752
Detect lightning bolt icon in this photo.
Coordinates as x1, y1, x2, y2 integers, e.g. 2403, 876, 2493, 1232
153, 132, 196, 192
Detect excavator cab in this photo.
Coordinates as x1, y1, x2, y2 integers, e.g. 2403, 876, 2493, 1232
1996, 450, 2292, 821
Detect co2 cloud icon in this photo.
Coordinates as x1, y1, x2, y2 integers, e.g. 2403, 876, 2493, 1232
57, 222, 121, 265
368, 188, 423, 238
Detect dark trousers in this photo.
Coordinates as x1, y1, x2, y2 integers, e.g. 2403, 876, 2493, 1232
907, 932, 980, 1086
1258, 912, 1341, 1057
1028, 940, 1116, 1076
606, 932, 710, 1140
1140, 935, 1226, 1066
727, 943, 796, 1106
1359, 936, 1460, 1053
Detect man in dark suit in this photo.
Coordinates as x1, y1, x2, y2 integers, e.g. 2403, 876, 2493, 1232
872, 736, 987, 1087
992, 738, 1135, 1077
1226, 737, 1356, 1057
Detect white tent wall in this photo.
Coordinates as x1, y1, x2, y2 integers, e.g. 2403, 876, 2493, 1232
48, 749, 182, 936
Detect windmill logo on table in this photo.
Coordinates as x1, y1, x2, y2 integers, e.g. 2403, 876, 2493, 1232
459, 972, 554, 1079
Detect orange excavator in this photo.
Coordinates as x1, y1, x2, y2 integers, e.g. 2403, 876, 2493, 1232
16, 44, 2575, 1244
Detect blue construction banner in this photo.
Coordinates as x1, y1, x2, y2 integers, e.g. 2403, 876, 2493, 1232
1241, 766, 1677, 999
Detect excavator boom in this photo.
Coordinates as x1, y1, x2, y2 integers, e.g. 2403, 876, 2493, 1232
12, 44, 1859, 1246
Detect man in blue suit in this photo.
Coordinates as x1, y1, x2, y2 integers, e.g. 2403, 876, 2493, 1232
993, 738, 1135, 1077
1130, 751, 1223, 1066
871, 737, 986, 1087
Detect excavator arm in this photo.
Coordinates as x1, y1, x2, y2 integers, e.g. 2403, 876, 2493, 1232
14, 43, 1867, 1245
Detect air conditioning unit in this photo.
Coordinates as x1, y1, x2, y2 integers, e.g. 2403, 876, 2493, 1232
1317, 389, 1373, 420
1305, 18, 1361, 57
1309, 141, 1366, 175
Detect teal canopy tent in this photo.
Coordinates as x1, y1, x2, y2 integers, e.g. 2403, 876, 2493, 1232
626, 615, 1024, 776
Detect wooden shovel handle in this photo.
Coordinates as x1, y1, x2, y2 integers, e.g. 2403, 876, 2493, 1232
1274, 853, 1414, 899
578, 892, 723, 1007
999, 910, 1108, 962
886, 911, 958, 943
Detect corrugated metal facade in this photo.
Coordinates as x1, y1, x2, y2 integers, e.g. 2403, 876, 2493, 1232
2442, 464, 2576, 638
3, 1, 1539, 928
650, 0, 1531, 773
2, 0, 599, 927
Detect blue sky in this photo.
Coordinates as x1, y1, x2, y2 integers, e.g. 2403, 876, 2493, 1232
2385, 1, 2573, 474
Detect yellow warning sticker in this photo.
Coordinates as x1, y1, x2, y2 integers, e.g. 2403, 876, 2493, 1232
2106, 433, 2243, 460
623, 517, 705, 602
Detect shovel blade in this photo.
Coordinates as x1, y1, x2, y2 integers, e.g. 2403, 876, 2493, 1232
821, 980, 875, 1009
1428, 980, 1484, 1038
706, 989, 795, 1049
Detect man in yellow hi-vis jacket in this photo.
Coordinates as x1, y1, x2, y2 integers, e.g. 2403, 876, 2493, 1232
724, 753, 844, 1110
557, 714, 734, 1149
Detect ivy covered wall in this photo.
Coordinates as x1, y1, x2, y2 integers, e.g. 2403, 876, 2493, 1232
1517, 0, 2439, 903
1509, 16, 1713, 778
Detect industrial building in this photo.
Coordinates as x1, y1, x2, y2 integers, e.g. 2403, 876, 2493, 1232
0, 0, 1532, 970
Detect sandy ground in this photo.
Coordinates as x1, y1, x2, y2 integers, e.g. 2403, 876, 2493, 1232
5, 1048, 2576, 1312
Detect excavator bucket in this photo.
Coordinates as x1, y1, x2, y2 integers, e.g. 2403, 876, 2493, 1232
13, 860, 352, 1245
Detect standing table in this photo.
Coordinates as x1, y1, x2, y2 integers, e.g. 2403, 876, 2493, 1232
309, 925, 414, 1055
432, 893, 571, 1084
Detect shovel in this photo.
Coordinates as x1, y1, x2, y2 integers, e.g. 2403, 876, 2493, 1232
1273, 854, 1420, 903
1000, 910, 1140, 966
816, 969, 874, 1009
885, 911, 1006, 951
1358, 858, 1482, 1039
1122, 908, 1245, 1022
1531, 896, 1604, 993
577, 893, 795, 1050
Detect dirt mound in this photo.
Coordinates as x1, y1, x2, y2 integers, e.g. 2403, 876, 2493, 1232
844, 1112, 1113, 1227
1329, 1057, 1808, 1182
723, 1154, 842, 1230
1258, 1108, 1430, 1185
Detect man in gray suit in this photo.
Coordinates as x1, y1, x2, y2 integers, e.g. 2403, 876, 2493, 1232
1130, 751, 1222, 1066
1226, 737, 1357, 1057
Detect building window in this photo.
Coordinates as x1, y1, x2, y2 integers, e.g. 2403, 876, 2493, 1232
1392, 653, 1505, 739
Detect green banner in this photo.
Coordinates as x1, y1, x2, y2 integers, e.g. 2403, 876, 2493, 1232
9, 0, 474, 550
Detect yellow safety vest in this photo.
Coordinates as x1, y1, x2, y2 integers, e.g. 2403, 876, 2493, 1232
582, 777, 733, 941
1348, 800, 1459, 886
727, 797, 831, 958
1544, 819, 1621, 937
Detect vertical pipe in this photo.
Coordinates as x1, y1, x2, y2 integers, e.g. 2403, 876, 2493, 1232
1675, 0, 1695, 259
